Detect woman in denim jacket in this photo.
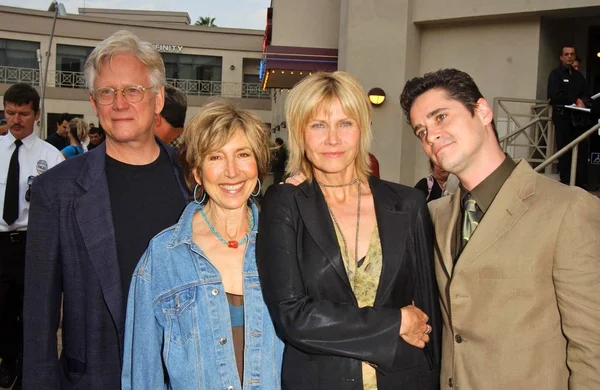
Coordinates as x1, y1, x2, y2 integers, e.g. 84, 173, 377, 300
122, 100, 284, 390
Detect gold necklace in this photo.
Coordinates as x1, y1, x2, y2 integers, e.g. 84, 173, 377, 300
323, 181, 361, 288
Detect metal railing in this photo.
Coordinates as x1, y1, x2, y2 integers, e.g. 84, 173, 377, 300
534, 121, 600, 186
494, 97, 554, 170
0, 65, 270, 99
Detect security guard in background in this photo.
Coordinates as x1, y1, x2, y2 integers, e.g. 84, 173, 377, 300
547, 45, 591, 187
0, 84, 63, 389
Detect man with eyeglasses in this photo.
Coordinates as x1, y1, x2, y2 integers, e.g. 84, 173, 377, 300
547, 45, 591, 187
23, 31, 189, 389
0, 83, 63, 389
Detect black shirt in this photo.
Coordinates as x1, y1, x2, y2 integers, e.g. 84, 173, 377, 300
106, 146, 187, 299
547, 64, 588, 110
45, 132, 69, 151
414, 176, 443, 202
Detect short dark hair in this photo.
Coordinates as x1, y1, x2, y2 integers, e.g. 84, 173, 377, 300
161, 86, 187, 128
275, 137, 284, 146
89, 126, 103, 136
57, 113, 72, 125
400, 68, 499, 141
3, 83, 40, 112
560, 45, 575, 56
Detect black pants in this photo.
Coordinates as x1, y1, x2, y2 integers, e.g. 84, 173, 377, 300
553, 116, 589, 185
0, 231, 26, 376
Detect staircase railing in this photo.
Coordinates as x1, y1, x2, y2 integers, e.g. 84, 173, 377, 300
534, 121, 600, 186
494, 97, 554, 172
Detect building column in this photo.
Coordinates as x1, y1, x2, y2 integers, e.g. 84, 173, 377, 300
338, 0, 425, 185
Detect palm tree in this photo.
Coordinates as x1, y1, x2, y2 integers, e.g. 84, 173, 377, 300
194, 16, 217, 27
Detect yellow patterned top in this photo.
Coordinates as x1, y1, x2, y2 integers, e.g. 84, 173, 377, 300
332, 222, 383, 390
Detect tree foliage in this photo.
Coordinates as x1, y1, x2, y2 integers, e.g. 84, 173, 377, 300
194, 16, 217, 27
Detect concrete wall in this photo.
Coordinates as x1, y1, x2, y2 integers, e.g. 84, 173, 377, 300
338, 0, 421, 185
413, 0, 600, 23
271, 0, 340, 48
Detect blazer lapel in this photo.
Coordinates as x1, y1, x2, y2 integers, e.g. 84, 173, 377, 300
73, 144, 125, 336
454, 161, 534, 274
433, 192, 461, 278
370, 178, 410, 305
295, 180, 352, 290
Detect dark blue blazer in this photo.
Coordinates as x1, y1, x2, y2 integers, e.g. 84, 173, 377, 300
23, 141, 190, 389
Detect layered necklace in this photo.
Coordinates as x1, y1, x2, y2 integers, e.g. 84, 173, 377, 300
319, 178, 361, 287
199, 206, 255, 249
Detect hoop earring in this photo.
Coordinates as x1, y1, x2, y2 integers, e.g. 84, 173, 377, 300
251, 179, 262, 197
193, 184, 207, 204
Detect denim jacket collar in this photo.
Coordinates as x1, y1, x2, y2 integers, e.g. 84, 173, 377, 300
167, 199, 260, 248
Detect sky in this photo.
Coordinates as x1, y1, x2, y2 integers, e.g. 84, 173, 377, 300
4, 0, 271, 30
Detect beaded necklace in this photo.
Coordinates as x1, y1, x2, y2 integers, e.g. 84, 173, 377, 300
199, 206, 255, 249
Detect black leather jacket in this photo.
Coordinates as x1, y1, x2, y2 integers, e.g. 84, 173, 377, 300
257, 177, 441, 389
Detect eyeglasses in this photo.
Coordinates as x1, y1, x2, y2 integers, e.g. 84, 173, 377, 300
92, 85, 154, 105
25, 175, 35, 202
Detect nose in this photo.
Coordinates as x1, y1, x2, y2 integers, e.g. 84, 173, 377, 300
224, 157, 239, 178
425, 126, 441, 145
325, 127, 340, 145
113, 90, 130, 110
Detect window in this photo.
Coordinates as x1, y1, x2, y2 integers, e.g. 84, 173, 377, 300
55, 45, 94, 88
162, 53, 222, 82
0, 39, 40, 69
56, 45, 93, 73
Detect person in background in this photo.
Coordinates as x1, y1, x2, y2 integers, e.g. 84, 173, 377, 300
415, 159, 452, 202
154, 85, 187, 149
271, 137, 288, 184
573, 56, 581, 72
45, 113, 71, 151
122, 100, 283, 389
0, 83, 63, 389
368, 152, 380, 178
547, 45, 590, 187
257, 71, 440, 389
60, 118, 89, 159
87, 126, 105, 150
0, 119, 8, 136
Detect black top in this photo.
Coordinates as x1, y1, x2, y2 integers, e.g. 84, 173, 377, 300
547, 64, 588, 110
415, 176, 443, 202
45, 133, 69, 151
271, 146, 288, 172
106, 147, 187, 299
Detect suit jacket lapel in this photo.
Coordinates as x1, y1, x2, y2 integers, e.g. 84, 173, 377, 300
73, 144, 125, 337
433, 191, 461, 278
454, 161, 534, 274
370, 178, 409, 305
295, 180, 352, 290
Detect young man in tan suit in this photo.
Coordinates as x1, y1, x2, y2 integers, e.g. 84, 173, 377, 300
401, 69, 600, 389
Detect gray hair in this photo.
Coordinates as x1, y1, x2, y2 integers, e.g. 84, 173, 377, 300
84, 30, 166, 91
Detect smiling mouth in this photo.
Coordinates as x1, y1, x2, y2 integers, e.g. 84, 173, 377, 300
220, 183, 244, 192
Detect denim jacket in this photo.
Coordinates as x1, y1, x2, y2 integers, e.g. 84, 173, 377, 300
122, 201, 284, 390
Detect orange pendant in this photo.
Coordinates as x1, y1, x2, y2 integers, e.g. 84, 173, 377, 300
228, 241, 238, 248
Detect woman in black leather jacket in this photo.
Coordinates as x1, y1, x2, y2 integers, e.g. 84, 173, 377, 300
257, 71, 441, 390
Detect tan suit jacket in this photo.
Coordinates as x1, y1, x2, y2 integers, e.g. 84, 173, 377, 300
429, 160, 600, 390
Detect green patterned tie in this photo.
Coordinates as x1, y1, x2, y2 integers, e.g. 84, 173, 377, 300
462, 193, 480, 247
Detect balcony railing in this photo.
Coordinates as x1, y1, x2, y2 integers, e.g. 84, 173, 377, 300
0, 66, 270, 99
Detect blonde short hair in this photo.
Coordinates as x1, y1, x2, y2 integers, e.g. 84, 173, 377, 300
285, 71, 372, 183
84, 30, 166, 91
180, 100, 271, 194
68, 118, 88, 143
